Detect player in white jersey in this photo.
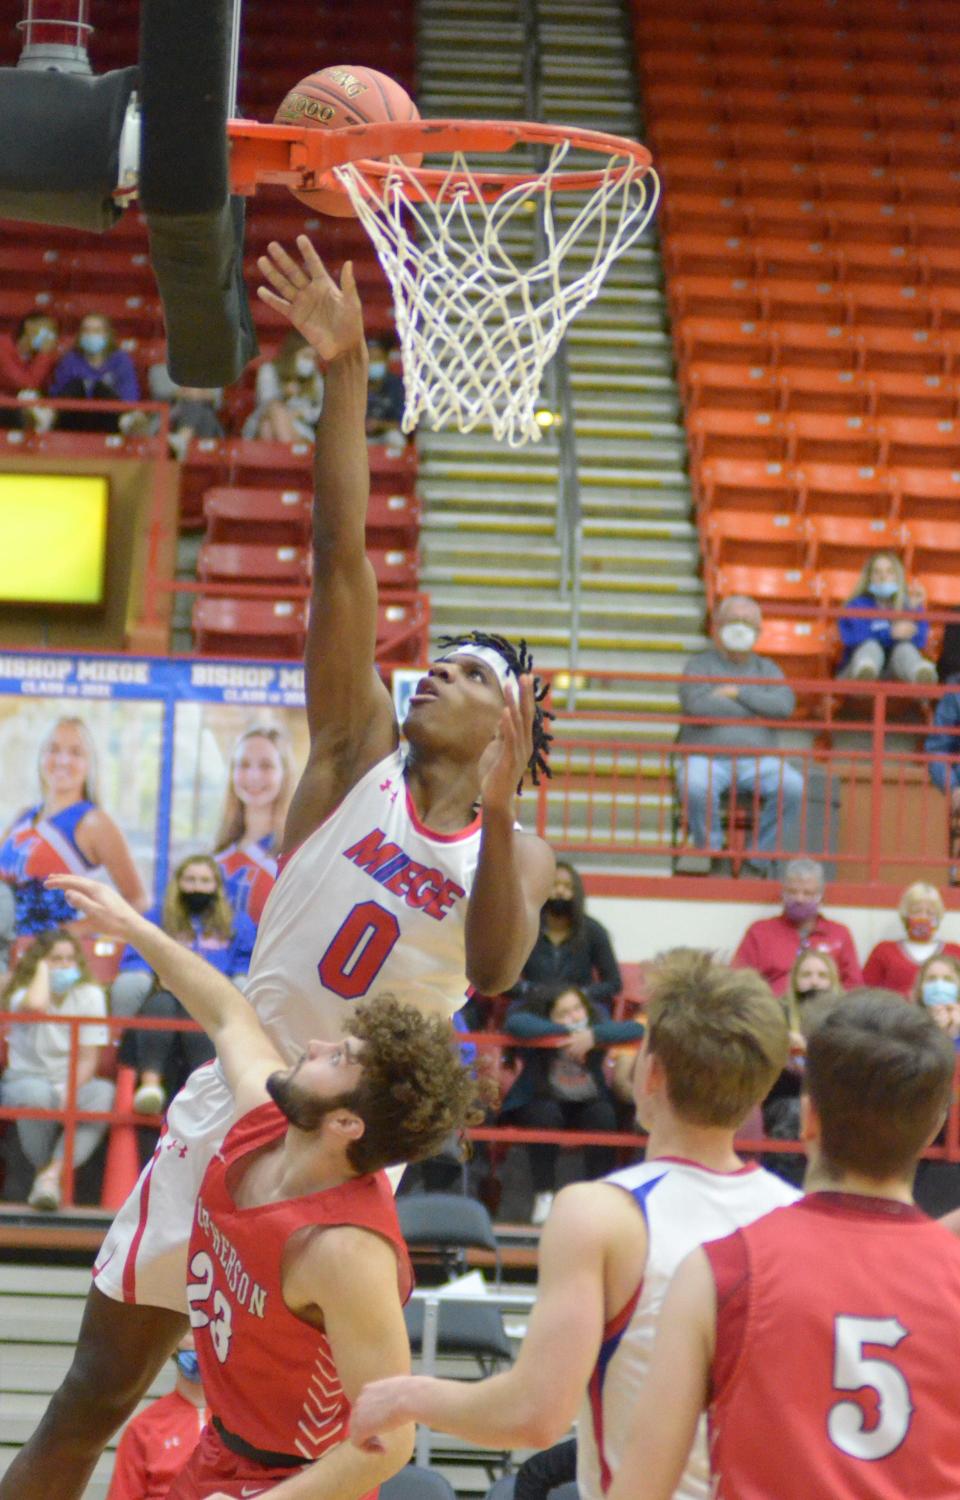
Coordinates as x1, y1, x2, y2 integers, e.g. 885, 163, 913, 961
1, 240, 554, 1500
350, 950, 798, 1500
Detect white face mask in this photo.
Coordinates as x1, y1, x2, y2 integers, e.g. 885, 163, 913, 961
294, 353, 316, 379
720, 621, 758, 653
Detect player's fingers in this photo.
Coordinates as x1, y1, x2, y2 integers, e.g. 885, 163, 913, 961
268, 240, 313, 290
297, 235, 335, 287
257, 253, 298, 300
256, 285, 292, 315
340, 259, 357, 296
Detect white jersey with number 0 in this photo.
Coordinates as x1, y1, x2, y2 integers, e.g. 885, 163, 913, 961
94, 749, 483, 1311
578, 1157, 799, 1500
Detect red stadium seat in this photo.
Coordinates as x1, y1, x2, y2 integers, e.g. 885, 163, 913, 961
919, 247, 960, 288
753, 237, 839, 282
197, 542, 311, 587
696, 458, 800, 515
662, 231, 754, 280
677, 317, 773, 367
855, 327, 949, 376
846, 282, 931, 331
807, 514, 906, 572
713, 563, 819, 608
755, 617, 834, 680
877, 417, 960, 469
760, 278, 846, 326
203, 486, 311, 545
808, 125, 888, 166
744, 198, 832, 242
771, 323, 858, 371
866, 372, 957, 421
916, 572, 960, 608
891, 467, 960, 523
816, 161, 897, 203
817, 567, 863, 603
705, 511, 809, 570
661, 191, 750, 239
827, 201, 906, 246
659, 156, 740, 197
682, 362, 778, 413
835, 242, 920, 286
905, 521, 960, 579
670, 276, 762, 323
192, 597, 309, 659
376, 595, 430, 663
737, 159, 817, 201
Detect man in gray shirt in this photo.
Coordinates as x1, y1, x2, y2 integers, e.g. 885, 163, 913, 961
677, 595, 803, 875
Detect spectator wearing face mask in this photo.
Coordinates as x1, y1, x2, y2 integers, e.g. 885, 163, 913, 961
760, 948, 841, 1185
106, 1335, 209, 1500
839, 550, 936, 684
0, 312, 60, 427
913, 953, 960, 1047
512, 860, 622, 1010
115, 855, 255, 1116
863, 883, 960, 998
365, 335, 405, 449
48, 313, 144, 434
732, 858, 862, 996
242, 331, 324, 442
677, 595, 804, 876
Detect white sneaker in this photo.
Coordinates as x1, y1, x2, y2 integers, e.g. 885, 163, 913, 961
28, 1165, 61, 1212
133, 1082, 167, 1115
531, 1192, 555, 1227
915, 660, 938, 685
854, 660, 879, 681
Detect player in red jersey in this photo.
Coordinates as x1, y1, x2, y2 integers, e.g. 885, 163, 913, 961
607, 990, 960, 1500
50, 872, 484, 1500
0, 242, 554, 1500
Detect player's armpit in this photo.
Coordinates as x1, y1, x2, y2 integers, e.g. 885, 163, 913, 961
607, 1248, 716, 1500
465, 821, 555, 995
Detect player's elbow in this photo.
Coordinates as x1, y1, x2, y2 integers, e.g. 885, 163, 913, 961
380, 1421, 417, 1474
516, 1408, 570, 1451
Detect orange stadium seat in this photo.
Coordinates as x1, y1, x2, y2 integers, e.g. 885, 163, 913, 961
192, 597, 309, 659
906, 521, 960, 579
827, 201, 906, 246
696, 458, 800, 515
662, 232, 754, 279
867, 372, 957, 421
807, 514, 906, 572
777, 368, 869, 417
687, 408, 787, 463
705, 511, 809, 570
878, 417, 960, 469
896, 168, 960, 209
817, 163, 897, 204
197, 542, 311, 587
909, 206, 960, 248
916, 572, 960, 609
884, 129, 960, 171
648, 119, 727, 156
846, 282, 930, 331
791, 90, 875, 130
891, 467, 960, 523
722, 88, 804, 126
728, 122, 808, 161
713, 563, 819, 608
677, 317, 773, 366
659, 156, 740, 196
759, 278, 847, 326
683, 362, 778, 413
661, 192, 750, 238
771, 323, 858, 370
808, 125, 888, 166
928, 288, 960, 331
755, 617, 834, 680
670, 276, 762, 322
786, 413, 882, 467
753, 237, 839, 281
817, 567, 863, 603
855, 327, 949, 376
836, 242, 919, 286
796, 462, 896, 520
744, 198, 832, 242
919, 247, 960, 288
737, 159, 818, 201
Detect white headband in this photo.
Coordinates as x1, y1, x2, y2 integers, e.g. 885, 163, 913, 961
438, 645, 515, 695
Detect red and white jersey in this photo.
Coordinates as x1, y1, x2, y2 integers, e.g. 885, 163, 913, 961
578, 1157, 798, 1500
706, 1193, 960, 1500
247, 748, 482, 1059
187, 1102, 413, 1464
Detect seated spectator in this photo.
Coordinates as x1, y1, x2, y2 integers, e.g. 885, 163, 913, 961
863, 882, 960, 997
147, 360, 224, 459
242, 331, 323, 442
500, 985, 643, 1225
926, 677, 960, 820
677, 594, 803, 876
0, 928, 114, 1212
511, 860, 621, 1010
212, 723, 294, 926
838, 550, 936, 684
365, 336, 405, 448
913, 952, 960, 1047
49, 313, 144, 434
114, 855, 255, 1115
106, 1334, 208, 1500
762, 948, 841, 1147
733, 858, 862, 995
0, 312, 59, 427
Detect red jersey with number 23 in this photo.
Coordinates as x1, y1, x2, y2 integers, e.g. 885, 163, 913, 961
705, 1193, 960, 1500
186, 1102, 413, 1465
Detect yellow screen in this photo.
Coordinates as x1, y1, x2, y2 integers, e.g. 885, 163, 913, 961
0, 474, 108, 604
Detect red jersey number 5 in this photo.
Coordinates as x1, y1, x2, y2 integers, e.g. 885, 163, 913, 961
828, 1315, 913, 1461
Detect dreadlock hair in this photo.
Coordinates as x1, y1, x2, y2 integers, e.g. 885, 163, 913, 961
438, 630, 553, 790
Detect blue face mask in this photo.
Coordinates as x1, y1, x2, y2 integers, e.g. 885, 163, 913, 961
175, 1349, 201, 1382
30, 326, 55, 351
79, 331, 107, 356
368, 361, 387, 382
922, 978, 959, 1008
869, 578, 898, 599
49, 965, 81, 995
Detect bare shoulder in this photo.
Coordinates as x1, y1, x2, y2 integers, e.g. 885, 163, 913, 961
544, 1180, 646, 1257
292, 1220, 399, 1287
513, 829, 555, 887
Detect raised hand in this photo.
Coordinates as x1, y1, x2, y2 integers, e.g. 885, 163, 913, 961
478, 675, 535, 814
256, 236, 365, 362
45, 875, 143, 942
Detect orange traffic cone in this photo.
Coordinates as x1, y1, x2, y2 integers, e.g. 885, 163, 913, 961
101, 1065, 142, 1209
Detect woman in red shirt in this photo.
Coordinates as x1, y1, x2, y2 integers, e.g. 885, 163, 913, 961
0, 312, 59, 426
863, 882, 960, 997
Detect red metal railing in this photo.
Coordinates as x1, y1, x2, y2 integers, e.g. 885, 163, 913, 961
2, 1013, 958, 1211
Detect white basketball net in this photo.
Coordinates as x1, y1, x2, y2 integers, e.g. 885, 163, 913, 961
334, 141, 660, 447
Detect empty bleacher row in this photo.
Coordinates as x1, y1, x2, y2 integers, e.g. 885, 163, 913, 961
632, 0, 960, 678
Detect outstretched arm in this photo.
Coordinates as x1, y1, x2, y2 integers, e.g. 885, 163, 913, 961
256, 239, 397, 853
350, 1182, 628, 1453
46, 876, 282, 1107
466, 676, 555, 994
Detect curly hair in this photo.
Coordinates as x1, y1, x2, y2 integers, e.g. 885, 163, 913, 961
437, 630, 553, 790
338, 997, 490, 1175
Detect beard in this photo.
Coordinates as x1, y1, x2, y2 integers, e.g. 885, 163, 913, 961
266, 1058, 358, 1133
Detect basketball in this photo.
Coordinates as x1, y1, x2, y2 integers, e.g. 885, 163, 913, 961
274, 65, 422, 218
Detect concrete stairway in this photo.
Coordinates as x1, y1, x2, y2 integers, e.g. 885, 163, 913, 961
416, 0, 702, 867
